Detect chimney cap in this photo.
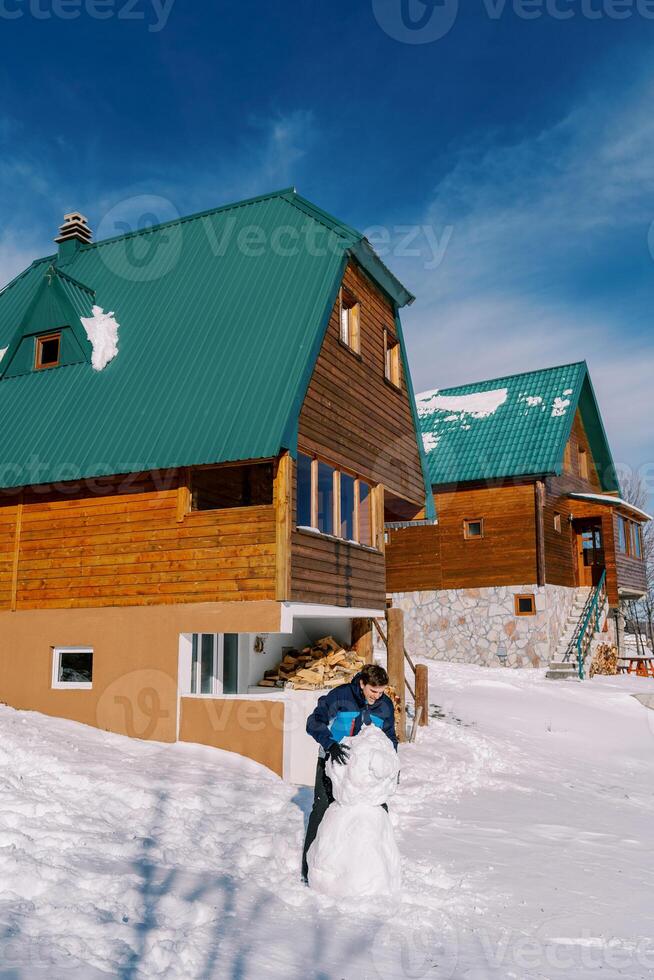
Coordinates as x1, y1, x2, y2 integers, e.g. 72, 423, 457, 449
55, 211, 92, 246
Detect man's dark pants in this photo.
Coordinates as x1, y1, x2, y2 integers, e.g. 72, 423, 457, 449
301, 756, 389, 881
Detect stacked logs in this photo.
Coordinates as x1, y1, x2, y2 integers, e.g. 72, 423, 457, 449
589, 643, 619, 677
258, 636, 366, 691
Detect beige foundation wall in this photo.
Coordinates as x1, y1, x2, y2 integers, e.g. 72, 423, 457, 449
179, 697, 285, 777
0, 600, 283, 743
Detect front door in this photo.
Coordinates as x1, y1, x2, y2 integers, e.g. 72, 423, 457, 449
574, 520, 605, 587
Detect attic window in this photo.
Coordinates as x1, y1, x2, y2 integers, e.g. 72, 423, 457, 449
35, 332, 61, 370
339, 289, 360, 354
384, 329, 401, 388
464, 518, 483, 540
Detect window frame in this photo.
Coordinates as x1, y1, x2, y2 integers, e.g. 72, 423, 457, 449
632, 522, 643, 560
51, 646, 93, 690
296, 451, 377, 549
35, 332, 62, 371
463, 518, 484, 540
339, 288, 361, 355
514, 594, 536, 617
383, 329, 401, 388
578, 447, 589, 481
553, 512, 562, 534
189, 633, 240, 696
617, 515, 628, 554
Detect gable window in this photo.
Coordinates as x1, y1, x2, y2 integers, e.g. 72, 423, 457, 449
339, 289, 360, 354
191, 463, 273, 511
578, 447, 589, 480
515, 594, 536, 616
52, 647, 93, 689
190, 633, 239, 695
384, 329, 401, 388
35, 332, 61, 370
296, 452, 376, 548
464, 518, 483, 540
554, 512, 562, 534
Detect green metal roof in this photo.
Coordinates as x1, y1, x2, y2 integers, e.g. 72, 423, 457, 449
417, 361, 619, 491
0, 188, 417, 491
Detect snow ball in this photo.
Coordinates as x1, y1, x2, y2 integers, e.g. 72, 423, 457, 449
80, 305, 120, 372
327, 723, 400, 808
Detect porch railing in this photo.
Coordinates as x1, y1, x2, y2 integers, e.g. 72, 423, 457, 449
563, 570, 608, 679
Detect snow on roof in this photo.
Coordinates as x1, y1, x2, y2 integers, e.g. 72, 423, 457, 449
0, 348, 6, 363
416, 387, 508, 420
80, 306, 119, 372
422, 431, 440, 453
551, 396, 571, 418
568, 492, 652, 522
519, 394, 544, 409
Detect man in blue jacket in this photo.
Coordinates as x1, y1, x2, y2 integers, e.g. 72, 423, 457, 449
301, 663, 398, 881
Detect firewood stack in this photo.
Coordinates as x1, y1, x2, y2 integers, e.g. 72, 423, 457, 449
589, 643, 619, 677
257, 636, 366, 690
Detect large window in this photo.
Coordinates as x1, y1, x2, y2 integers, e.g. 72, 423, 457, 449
296, 452, 376, 548
618, 516, 644, 560
52, 647, 93, 690
190, 634, 239, 695
192, 463, 272, 511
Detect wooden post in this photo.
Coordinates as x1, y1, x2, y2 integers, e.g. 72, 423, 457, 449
275, 452, 292, 601
535, 480, 546, 587
372, 484, 385, 553
10, 492, 23, 612
386, 607, 406, 742
351, 618, 373, 664
415, 663, 429, 727
176, 467, 191, 522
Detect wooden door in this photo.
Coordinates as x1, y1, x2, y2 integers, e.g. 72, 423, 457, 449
575, 521, 605, 587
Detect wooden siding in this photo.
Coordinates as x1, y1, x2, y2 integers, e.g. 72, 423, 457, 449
297, 261, 425, 507
386, 482, 537, 592
0, 470, 277, 610
561, 410, 602, 489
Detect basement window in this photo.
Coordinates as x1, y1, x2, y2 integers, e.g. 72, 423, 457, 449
463, 518, 483, 540
35, 332, 61, 370
190, 633, 239, 696
52, 647, 93, 689
384, 330, 401, 387
191, 463, 273, 510
339, 289, 360, 354
515, 595, 536, 616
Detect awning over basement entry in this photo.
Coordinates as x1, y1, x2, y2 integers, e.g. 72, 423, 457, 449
568, 492, 652, 522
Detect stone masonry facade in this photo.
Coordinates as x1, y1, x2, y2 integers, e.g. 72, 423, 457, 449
382, 584, 579, 668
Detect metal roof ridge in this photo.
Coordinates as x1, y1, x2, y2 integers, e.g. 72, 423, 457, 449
50, 266, 96, 295
0, 255, 54, 298
419, 360, 587, 398
281, 190, 364, 241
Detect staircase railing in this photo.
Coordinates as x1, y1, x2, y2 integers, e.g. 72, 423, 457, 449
569, 570, 608, 680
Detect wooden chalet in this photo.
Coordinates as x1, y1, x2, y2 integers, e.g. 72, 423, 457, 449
0, 191, 431, 779
385, 363, 650, 669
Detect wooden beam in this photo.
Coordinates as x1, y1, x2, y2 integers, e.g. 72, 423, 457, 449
372, 484, 385, 553
535, 480, 546, 587
10, 493, 23, 611
351, 618, 373, 664
275, 452, 292, 601
176, 467, 191, 523
415, 663, 429, 727
386, 607, 406, 742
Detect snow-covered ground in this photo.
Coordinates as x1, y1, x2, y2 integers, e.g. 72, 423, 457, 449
1, 663, 654, 979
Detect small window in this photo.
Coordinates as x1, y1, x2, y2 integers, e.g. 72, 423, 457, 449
554, 512, 562, 534
340, 472, 355, 540
464, 519, 483, 540
340, 289, 360, 353
317, 461, 335, 535
384, 330, 401, 387
190, 633, 239, 695
515, 595, 536, 616
578, 448, 589, 480
632, 522, 643, 559
191, 463, 273, 510
52, 647, 93, 689
617, 516, 628, 554
35, 332, 61, 370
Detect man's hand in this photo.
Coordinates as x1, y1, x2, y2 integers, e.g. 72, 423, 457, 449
326, 742, 350, 766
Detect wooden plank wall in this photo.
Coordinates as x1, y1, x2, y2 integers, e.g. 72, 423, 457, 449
384, 523, 441, 593
0, 470, 276, 610
297, 261, 425, 508
613, 513, 648, 597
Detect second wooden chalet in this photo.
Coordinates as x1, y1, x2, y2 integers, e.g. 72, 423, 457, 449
385, 362, 650, 671
0, 190, 431, 779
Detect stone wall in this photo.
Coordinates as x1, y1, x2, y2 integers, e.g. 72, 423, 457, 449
381, 584, 578, 668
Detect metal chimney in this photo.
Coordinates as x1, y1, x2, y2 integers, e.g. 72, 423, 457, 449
55, 212, 93, 246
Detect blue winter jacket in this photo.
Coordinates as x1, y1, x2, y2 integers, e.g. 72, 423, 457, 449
306, 673, 398, 753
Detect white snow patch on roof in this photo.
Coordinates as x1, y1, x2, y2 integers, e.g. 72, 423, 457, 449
563, 389, 573, 396
416, 387, 508, 420
551, 397, 570, 418
422, 431, 440, 453
0, 348, 7, 363
80, 306, 119, 372
519, 394, 543, 408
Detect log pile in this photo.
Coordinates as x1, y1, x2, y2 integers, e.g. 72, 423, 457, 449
257, 636, 366, 691
589, 643, 619, 677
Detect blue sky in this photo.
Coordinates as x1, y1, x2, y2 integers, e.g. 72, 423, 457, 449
1, 0, 653, 501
